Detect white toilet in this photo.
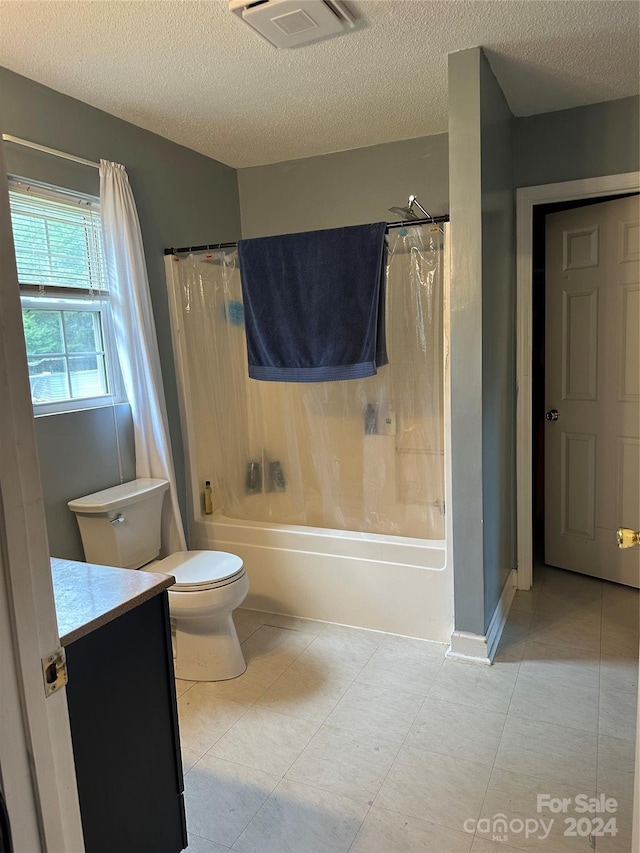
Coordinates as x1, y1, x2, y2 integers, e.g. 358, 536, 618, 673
68, 478, 249, 681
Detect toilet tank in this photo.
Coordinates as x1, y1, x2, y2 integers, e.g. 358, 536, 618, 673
68, 479, 170, 569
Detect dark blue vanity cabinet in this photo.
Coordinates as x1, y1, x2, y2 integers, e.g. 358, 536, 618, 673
64, 591, 187, 853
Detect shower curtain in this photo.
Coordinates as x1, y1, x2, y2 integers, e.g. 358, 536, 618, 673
171, 223, 445, 540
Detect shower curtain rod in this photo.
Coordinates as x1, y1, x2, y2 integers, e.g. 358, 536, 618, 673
163, 215, 449, 256
1, 134, 100, 169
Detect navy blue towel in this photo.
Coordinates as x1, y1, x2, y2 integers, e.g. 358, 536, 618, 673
237, 223, 388, 382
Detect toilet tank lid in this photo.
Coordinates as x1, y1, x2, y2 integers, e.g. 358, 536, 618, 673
157, 551, 243, 585
68, 478, 169, 514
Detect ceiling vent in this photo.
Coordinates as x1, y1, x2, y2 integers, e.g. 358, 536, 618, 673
229, 0, 357, 49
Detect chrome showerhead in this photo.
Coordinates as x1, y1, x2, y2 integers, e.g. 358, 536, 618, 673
388, 204, 421, 220
388, 194, 433, 221
388, 194, 443, 232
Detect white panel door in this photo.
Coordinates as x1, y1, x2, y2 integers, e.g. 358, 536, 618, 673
545, 195, 640, 587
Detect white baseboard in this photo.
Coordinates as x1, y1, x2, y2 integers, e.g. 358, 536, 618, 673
447, 568, 518, 665
447, 629, 493, 665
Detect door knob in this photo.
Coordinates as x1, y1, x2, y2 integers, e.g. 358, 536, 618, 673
617, 528, 640, 549
545, 409, 560, 421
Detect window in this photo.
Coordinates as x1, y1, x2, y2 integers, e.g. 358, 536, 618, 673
9, 179, 123, 414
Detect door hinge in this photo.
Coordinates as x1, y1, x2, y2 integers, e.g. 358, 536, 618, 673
41, 648, 67, 697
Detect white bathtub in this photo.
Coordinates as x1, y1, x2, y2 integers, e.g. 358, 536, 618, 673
192, 513, 454, 642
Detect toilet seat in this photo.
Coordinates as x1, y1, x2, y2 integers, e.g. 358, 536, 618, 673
157, 550, 245, 592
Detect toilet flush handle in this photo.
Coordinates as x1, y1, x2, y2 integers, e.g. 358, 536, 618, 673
110, 514, 125, 525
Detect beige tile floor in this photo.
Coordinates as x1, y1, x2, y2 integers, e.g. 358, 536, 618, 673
177, 565, 638, 853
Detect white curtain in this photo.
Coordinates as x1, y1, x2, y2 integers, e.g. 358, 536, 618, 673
99, 160, 186, 555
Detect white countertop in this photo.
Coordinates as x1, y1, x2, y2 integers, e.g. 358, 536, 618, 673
51, 557, 175, 645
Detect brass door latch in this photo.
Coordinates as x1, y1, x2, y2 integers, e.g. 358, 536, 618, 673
617, 528, 640, 549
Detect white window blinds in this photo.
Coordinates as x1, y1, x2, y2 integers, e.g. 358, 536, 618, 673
8, 181, 106, 292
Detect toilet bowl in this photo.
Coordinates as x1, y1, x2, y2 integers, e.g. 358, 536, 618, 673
68, 478, 249, 682
152, 550, 249, 681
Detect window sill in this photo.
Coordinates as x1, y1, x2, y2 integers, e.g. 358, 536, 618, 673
33, 400, 129, 419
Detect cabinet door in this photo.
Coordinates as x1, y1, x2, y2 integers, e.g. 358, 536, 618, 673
65, 593, 187, 853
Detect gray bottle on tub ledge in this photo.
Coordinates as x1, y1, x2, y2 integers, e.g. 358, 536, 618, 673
246, 461, 262, 494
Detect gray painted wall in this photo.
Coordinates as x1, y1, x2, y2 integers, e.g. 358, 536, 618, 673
447, 59, 639, 637
447, 48, 486, 636
0, 67, 241, 559
448, 47, 516, 636
236, 96, 639, 242
479, 52, 516, 632
238, 134, 449, 237
36, 406, 135, 559
515, 96, 639, 188
449, 73, 640, 633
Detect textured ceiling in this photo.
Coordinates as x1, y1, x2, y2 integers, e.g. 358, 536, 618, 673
0, 1, 638, 168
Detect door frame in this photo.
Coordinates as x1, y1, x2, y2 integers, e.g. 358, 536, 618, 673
0, 135, 85, 849
515, 171, 640, 591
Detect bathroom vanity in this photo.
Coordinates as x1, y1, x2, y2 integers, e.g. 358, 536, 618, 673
52, 558, 187, 853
